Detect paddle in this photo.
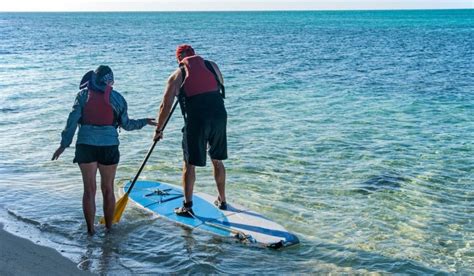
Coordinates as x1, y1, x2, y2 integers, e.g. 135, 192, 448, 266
99, 100, 179, 225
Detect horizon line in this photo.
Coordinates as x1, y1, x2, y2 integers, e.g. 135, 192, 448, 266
1, 8, 472, 13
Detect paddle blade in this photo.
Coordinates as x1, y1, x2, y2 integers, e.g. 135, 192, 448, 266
112, 194, 129, 223
99, 194, 129, 225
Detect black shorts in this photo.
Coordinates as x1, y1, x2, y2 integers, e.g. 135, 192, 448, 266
73, 144, 120, 165
182, 116, 228, 167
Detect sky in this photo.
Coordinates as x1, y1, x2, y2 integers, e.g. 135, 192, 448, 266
0, 0, 472, 12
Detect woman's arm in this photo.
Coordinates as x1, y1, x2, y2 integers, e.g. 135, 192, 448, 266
52, 91, 85, 160
60, 91, 85, 148
115, 92, 155, 131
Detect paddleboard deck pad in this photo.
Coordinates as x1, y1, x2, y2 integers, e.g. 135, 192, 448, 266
124, 180, 299, 249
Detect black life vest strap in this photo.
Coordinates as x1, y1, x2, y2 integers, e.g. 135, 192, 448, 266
178, 64, 187, 122
105, 87, 120, 127
106, 89, 120, 127
204, 60, 225, 99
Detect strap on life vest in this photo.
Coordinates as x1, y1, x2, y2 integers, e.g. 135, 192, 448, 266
203, 60, 225, 99
178, 65, 187, 121
104, 85, 112, 104
103, 85, 120, 126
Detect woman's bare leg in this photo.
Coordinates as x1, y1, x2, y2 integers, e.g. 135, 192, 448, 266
79, 162, 98, 235
98, 163, 117, 231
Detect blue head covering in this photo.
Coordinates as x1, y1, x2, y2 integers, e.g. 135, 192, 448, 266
79, 69, 114, 92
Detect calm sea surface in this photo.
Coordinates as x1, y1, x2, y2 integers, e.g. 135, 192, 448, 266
0, 10, 473, 274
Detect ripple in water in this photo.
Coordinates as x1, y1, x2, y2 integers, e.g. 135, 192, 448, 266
0, 10, 473, 274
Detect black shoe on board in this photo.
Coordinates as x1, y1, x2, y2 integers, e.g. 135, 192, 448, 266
214, 198, 228, 210
174, 201, 194, 217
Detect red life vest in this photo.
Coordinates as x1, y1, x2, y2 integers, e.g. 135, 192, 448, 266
82, 85, 115, 126
180, 55, 219, 97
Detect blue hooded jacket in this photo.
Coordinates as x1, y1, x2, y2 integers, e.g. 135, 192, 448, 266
59, 71, 147, 148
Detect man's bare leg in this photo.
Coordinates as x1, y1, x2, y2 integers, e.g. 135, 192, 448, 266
212, 159, 226, 203
182, 161, 195, 203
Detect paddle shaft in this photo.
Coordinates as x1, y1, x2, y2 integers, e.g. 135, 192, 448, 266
125, 100, 178, 194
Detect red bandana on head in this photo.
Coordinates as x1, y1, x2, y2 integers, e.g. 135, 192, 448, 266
176, 44, 195, 62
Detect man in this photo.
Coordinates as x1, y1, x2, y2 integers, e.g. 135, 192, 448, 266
154, 44, 228, 217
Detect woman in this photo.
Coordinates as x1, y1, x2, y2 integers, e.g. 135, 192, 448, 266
52, 65, 156, 235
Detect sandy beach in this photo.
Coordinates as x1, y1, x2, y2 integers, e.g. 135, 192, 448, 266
0, 223, 92, 276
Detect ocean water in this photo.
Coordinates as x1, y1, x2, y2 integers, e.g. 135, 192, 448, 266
0, 10, 473, 274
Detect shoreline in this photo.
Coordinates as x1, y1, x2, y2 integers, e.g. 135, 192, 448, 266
0, 223, 92, 276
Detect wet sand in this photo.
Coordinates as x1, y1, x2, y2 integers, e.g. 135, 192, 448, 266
0, 223, 92, 276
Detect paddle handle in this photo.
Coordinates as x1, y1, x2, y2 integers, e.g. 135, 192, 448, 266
125, 100, 178, 194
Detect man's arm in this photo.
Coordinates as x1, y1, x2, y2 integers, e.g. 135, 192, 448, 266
209, 61, 224, 85
154, 68, 182, 140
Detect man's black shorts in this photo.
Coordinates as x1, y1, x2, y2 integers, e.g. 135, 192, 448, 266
73, 144, 120, 165
182, 91, 228, 166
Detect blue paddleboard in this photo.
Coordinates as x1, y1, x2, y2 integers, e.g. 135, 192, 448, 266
124, 180, 299, 248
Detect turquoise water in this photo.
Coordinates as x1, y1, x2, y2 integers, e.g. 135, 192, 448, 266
0, 10, 473, 274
